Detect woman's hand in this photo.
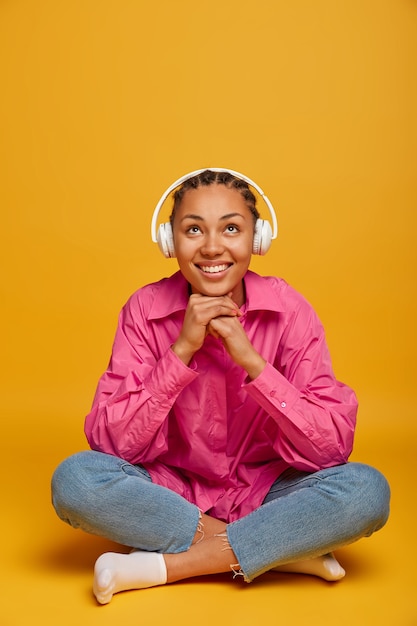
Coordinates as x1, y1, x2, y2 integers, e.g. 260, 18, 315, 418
207, 315, 266, 379
172, 293, 266, 379
171, 293, 240, 365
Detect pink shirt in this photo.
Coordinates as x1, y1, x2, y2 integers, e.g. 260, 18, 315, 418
85, 270, 357, 522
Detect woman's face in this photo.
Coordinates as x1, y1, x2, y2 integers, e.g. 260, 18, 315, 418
172, 184, 254, 307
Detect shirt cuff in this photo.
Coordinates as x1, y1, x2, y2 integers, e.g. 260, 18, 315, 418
243, 362, 300, 417
144, 346, 199, 400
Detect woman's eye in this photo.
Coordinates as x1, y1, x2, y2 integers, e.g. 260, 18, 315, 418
225, 224, 239, 233
187, 226, 201, 234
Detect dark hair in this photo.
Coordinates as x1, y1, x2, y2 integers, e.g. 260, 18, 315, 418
169, 170, 260, 226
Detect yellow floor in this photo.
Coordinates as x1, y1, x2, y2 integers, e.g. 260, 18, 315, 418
2, 394, 416, 626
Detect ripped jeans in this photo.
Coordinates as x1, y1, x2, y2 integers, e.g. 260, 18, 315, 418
51, 451, 390, 582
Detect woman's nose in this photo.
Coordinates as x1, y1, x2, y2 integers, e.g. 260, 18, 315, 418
200, 233, 224, 256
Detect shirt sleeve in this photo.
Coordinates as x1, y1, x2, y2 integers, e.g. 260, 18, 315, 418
243, 298, 358, 472
84, 293, 198, 463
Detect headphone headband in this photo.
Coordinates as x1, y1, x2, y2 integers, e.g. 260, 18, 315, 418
150, 167, 278, 243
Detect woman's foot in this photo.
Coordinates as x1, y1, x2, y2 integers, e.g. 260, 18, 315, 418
93, 551, 167, 604
272, 553, 345, 581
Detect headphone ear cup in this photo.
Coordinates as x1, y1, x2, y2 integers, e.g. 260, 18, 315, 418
253, 219, 272, 255
157, 223, 176, 258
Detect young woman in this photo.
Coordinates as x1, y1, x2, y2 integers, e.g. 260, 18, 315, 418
52, 169, 390, 605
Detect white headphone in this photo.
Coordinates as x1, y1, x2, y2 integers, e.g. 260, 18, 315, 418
150, 167, 278, 258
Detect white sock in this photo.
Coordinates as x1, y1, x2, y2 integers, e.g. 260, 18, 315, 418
93, 551, 167, 604
272, 553, 345, 582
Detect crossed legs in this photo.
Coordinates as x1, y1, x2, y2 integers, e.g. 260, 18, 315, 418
93, 513, 346, 604
52, 452, 390, 604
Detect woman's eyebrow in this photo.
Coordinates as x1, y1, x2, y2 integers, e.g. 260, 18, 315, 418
180, 214, 204, 222
219, 212, 245, 221
180, 212, 245, 222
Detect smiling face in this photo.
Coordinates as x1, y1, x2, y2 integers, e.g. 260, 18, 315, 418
172, 184, 255, 307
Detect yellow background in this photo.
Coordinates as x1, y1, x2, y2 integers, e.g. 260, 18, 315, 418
1, 1, 416, 624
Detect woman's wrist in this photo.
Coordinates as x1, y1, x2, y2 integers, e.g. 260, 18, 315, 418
171, 341, 194, 366
242, 352, 267, 380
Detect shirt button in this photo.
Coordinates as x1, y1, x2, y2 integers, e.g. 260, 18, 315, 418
280, 401, 287, 408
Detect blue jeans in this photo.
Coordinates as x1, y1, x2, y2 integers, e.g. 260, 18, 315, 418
51, 451, 390, 582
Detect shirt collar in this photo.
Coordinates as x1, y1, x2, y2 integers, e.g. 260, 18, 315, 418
243, 270, 285, 313
148, 269, 285, 320
148, 271, 190, 319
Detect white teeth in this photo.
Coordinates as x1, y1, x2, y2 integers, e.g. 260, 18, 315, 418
200, 264, 229, 274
